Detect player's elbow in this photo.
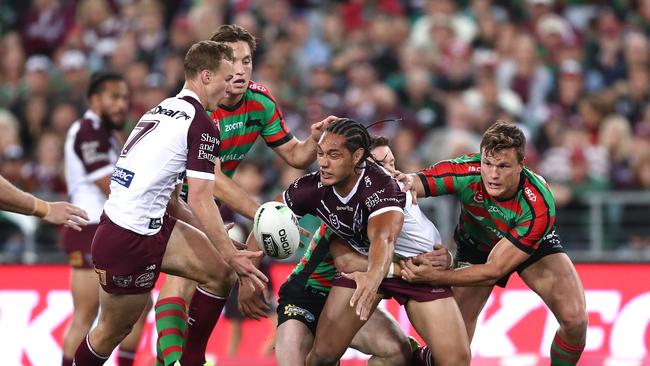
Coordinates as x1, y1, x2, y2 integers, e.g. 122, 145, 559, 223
483, 263, 508, 284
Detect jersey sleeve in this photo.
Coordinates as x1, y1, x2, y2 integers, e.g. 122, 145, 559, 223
73, 126, 114, 181
283, 173, 319, 217
251, 83, 294, 147
505, 186, 556, 254
416, 155, 481, 197
186, 113, 220, 180
366, 177, 406, 219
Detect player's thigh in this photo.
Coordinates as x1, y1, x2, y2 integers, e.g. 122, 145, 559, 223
520, 253, 586, 323
351, 306, 409, 358
70, 267, 100, 318
161, 219, 230, 286
276, 319, 315, 366
311, 286, 382, 358
453, 286, 493, 326
95, 287, 151, 335
406, 297, 470, 365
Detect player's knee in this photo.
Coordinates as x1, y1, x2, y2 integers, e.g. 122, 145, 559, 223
309, 342, 343, 365
437, 345, 471, 366
559, 308, 588, 337
375, 335, 411, 365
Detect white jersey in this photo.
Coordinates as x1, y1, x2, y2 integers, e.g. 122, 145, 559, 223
64, 110, 118, 223
104, 89, 219, 235
395, 184, 443, 258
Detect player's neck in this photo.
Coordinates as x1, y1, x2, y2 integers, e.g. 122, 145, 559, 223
221, 93, 244, 107
333, 171, 362, 198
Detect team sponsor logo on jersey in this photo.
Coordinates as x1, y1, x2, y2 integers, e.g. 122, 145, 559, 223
468, 165, 481, 172
524, 187, 537, 202
283, 304, 315, 322
224, 121, 244, 132
146, 105, 191, 120
112, 275, 132, 288
336, 206, 353, 211
220, 153, 245, 162
488, 205, 506, 218
249, 82, 267, 93
135, 272, 155, 288
245, 118, 262, 128
111, 167, 135, 188
364, 176, 372, 187
80, 140, 109, 165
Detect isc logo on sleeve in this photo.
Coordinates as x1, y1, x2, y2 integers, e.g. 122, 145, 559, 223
111, 167, 136, 188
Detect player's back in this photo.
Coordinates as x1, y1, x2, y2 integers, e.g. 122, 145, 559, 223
64, 111, 118, 223
104, 90, 211, 235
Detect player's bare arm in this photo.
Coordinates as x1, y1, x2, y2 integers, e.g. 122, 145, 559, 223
0, 174, 89, 230
273, 115, 338, 169
401, 237, 529, 286
342, 210, 403, 321
186, 173, 268, 289
212, 157, 260, 220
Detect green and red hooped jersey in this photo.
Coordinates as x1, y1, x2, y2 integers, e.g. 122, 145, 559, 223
288, 223, 337, 293
417, 153, 556, 255
209, 81, 293, 178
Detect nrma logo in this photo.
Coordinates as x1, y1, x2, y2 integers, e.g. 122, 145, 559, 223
111, 167, 135, 188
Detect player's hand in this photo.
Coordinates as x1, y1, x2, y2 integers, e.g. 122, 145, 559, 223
341, 271, 382, 321
238, 276, 271, 320
310, 115, 338, 142
400, 259, 443, 285
44, 202, 89, 231
297, 226, 312, 248
228, 251, 269, 290
392, 171, 418, 205
413, 244, 453, 269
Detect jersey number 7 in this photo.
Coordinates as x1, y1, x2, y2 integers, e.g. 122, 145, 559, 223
120, 120, 159, 157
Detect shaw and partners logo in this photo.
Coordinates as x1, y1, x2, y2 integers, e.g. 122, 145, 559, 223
146, 105, 191, 120
111, 167, 135, 188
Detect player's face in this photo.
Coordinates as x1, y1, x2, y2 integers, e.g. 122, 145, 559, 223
480, 147, 523, 199
317, 132, 362, 187
370, 145, 395, 171
226, 40, 253, 97
205, 60, 234, 110
97, 80, 129, 130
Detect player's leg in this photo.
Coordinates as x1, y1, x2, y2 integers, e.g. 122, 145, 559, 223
452, 285, 493, 340
62, 268, 100, 366
74, 289, 150, 365
520, 252, 587, 365
305, 286, 383, 366
117, 295, 152, 366
406, 297, 471, 366
349, 307, 411, 366
161, 219, 236, 365
276, 320, 315, 366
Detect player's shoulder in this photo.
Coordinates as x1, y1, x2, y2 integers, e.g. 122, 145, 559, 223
364, 163, 403, 194
449, 153, 482, 169
520, 168, 555, 209
73, 116, 109, 143
293, 171, 322, 189
150, 95, 198, 121
246, 81, 278, 104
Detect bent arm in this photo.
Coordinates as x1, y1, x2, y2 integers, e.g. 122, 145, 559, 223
330, 236, 368, 273
366, 210, 404, 278
273, 137, 317, 169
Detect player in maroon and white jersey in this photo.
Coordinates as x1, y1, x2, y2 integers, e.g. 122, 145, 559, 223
61, 72, 150, 366
72, 41, 267, 366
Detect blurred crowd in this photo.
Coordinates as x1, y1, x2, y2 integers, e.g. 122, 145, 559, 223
1, 0, 650, 261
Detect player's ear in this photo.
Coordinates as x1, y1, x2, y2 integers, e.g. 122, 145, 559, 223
200, 69, 212, 85
352, 148, 364, 166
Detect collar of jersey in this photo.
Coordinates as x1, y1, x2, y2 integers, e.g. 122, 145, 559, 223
83, 109, 102, 128
176, 88, 201, 103
333, 168, 365, 204
218, 95, 245, 112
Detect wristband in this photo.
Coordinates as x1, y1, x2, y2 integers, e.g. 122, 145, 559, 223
33, 198, 50, 218
386, 262, 396, 278
447, 249, 455, 269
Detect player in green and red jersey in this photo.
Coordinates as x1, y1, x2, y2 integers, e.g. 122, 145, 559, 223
399, 121, 587, 366
152, 25, 336, 366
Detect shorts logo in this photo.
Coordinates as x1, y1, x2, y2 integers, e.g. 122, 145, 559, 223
112, 275, 133, 288
283, 304, 315, 323
457, 261, 473, 269
69, 251, 83, 267
112, 167, 135, 188
149, 218, 162, 230
146, 264, 156, 271
94, 268, 107, 286
135, 272, 155, 288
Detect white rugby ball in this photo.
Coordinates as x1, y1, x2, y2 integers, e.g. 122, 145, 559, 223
253, 201, 300, 259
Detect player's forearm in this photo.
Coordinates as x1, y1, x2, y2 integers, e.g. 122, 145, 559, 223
244, 232, 264, 267
435, 264, 501, 287
188, 195, 237, 259
366, 237, 394, 279
331, 239, 368, 273
286, 139, 317, 169
0, 175, 45, 216
212, 171, 260, 220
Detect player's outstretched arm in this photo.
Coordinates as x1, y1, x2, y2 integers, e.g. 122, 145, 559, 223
212, 157, 260, 220
187, 174, 268, 289
401, 237, 529, 286
343, 210, 403, 321
0, 174, 88, 230
273, 115, 338, 169
237, 231, 272, 319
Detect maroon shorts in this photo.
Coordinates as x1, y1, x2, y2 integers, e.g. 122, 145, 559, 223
59, 224, 99, 269
334, 273, 453, 305
91, 212, 177, 295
